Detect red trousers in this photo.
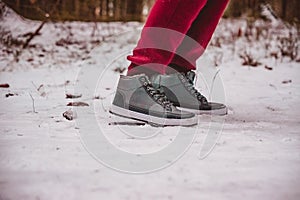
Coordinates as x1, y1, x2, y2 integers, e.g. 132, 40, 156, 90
127, 0, 229, 75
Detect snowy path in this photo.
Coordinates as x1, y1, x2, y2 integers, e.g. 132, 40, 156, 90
1, 58, 300, 200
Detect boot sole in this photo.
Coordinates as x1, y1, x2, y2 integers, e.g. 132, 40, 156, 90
177, 106, 228, 116
110, 105, 198, 126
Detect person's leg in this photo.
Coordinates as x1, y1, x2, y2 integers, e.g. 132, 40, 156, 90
169, 0, 230, 72
127, 0, 208, 76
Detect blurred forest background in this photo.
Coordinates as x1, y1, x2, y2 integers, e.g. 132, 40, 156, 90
2, 0, 300, 23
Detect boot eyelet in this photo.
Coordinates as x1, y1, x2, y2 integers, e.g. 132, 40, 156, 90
178, 74, 184, 79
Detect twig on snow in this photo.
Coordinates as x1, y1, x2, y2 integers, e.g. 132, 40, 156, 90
29, 93, 38, 113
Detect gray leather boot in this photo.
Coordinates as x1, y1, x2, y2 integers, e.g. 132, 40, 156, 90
151, 71, 227, 115
110, 74, 198, 126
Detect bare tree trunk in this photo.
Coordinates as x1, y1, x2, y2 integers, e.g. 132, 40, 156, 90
113, 0, 121, 20
281, 0, 287, 19
101, 0, 106, 16
120, 0, 127, 21
74, 0, 80, 18
126, 0, 143, 21
106, 0, 110, 17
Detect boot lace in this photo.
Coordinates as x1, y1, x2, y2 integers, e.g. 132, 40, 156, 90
142, 81, 173, 111
178, 73, 208, 105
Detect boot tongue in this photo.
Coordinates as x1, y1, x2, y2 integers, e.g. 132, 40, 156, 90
138, 74, 151, 84
186, 71, 196, 84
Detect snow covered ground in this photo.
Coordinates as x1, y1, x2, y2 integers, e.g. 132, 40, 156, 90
1, 4, 300, 200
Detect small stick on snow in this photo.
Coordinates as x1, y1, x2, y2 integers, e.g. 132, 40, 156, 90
31, 81, 46, 97
29, 93, 38, 113
0, 83, 10, 88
